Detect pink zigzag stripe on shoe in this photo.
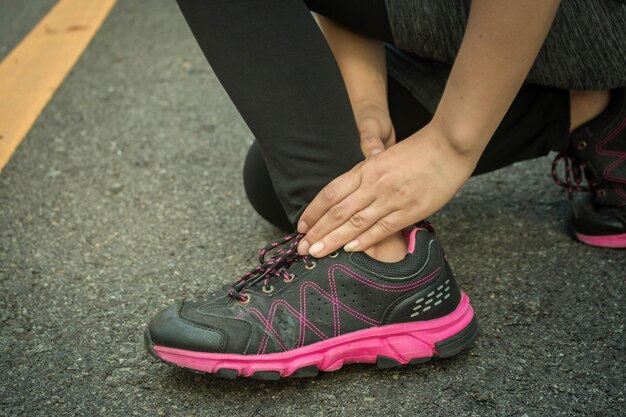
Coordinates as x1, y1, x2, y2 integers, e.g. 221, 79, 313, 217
152, 293, 474, 377
241, 265, 440, 354
595, 118, 626, 184
248, 299, 329, 355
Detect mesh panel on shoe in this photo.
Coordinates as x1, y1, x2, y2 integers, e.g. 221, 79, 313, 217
349, 237, 429, 278
304, 288, 333, 332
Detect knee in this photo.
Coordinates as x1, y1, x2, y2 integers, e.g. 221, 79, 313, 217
303, 0, 333, 16
243, 141, 293, 231
302, 0, 320, 11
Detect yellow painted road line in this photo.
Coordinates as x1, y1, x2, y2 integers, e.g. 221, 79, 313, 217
0, 0, 118, 171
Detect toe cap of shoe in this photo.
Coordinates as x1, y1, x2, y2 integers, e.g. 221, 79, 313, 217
147, 303, 253, 354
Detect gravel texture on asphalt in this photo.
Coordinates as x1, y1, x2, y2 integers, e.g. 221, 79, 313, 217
1, 1, 624, 416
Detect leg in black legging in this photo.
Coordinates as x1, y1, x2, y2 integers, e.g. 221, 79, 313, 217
244, 73, 432, 231
175, 0, 364, 226
244, 71, 569, 230
177, 0, 570, 230
304, 0, 395, 44
244, 140, 294, 231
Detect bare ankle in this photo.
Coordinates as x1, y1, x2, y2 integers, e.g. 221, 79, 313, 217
570, 90, 610, 133
364, 231, 407, 263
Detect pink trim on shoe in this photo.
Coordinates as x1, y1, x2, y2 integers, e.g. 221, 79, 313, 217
152, 293, 475, 377
596, 118, 626, 185
402, 227, 420, 254
576, 232, 626, 248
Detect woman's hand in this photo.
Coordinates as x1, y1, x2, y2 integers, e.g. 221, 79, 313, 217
296, 123, 481, 257
296, 0, 561, 259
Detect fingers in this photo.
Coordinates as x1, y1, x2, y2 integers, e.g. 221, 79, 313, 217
306, 210, 406, 258
342, 211, 406, 253
297, 168, 362, 237
304, 205, 394, 258
301, 195, 378, 257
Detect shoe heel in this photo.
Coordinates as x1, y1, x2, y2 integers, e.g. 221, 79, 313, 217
434, 316, 479, 358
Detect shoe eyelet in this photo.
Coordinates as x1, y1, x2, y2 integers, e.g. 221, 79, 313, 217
329, 251, 339, 258
305, 261, 317, 270
284, 273, 295, 283
576, 140, 587, 151
238, 294, 251, 305
597, 188, 607, 198
262, 284, 274, 294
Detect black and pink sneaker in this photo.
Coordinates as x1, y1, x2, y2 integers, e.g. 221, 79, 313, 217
144, 224, 478, 379
552, 88, 626, 248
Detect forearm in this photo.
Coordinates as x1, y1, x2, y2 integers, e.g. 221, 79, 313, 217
431, 0, 561, 156
314, 14, 388, 112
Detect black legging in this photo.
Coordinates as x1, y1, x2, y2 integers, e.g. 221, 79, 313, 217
176, 0, 569, 231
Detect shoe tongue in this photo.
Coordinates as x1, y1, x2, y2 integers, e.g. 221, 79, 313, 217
244, 252, 307, 292
196, 284, 233, 307
286, 260, 306, 275
239, 259, 304, 295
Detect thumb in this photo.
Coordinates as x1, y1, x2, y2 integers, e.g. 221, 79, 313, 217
357, 117, 385, 157
360, 136, 385, 157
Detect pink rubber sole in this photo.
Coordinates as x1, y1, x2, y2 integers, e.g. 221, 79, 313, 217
151, 293, 476, 378
576, 232, 626, 248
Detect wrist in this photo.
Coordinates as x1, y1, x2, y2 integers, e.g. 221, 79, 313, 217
427, 116, 490, 158
407, 123, 484, 174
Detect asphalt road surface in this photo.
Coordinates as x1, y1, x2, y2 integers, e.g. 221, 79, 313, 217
1, 1, 624, 416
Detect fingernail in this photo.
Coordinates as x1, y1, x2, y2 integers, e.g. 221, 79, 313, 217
370, 148, 383, 156
344, 240, 359, 252
297, 220, 308, 234
309, 242, 325, 257
298, 240, 310, 255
